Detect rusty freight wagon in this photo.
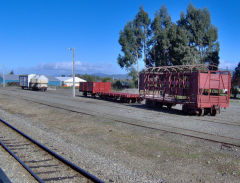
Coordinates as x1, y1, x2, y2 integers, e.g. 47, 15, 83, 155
79, 82, 140, 103
139, 65, 231, 116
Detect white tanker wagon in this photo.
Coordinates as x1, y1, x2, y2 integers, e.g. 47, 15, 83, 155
19, 74, 48, 91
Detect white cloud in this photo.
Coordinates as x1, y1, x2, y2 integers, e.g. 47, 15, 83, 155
16, 61, 126, 76
219, 60, 237, 70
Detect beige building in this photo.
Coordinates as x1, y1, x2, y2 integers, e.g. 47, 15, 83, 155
56, 77, 86, 87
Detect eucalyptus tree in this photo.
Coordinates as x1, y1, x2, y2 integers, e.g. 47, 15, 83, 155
117, 21, 141, 69
118, 6, 150, 88
146, 5, 172, 66
118, 6, 150, 69
178, 4, 220, 67
134, 6, 151, 65
232, 62, 240, 85
168, 23, 198, 65
231, 62, 240, 98
128, 66, 138, 82
119, 4, 220, 70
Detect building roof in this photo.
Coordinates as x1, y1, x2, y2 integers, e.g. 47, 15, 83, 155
46, 76, 61, 82
0, 74, 19, 80
56, 77, 86, 82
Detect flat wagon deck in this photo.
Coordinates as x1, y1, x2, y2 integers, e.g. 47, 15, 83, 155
79, 82, 141, 103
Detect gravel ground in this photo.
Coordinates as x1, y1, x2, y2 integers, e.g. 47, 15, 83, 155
0, 146, 37, 183
3, 87, 240, 140
0, 122, 90, 183
0, 87, 239, 182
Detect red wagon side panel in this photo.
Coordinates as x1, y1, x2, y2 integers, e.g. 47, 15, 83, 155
93, 82, 111, 93
79, 82, 111, 94
79, 82, 87, 91
197, 71, 231, 108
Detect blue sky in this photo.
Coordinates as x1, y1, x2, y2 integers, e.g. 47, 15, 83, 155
0, 0, 239, 75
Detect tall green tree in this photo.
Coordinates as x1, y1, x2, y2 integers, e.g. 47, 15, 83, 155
178, 4, 219, 67
231, 62, 240, 98
232, 62, 240, 85
118, 6, 150, 70
119, 4, 220, 69
118, 6, 150, 88
117, 21, 141, 69
128, 66, 138, 81
146, 5, 172, 66
134, 6, 151, 65
146, 5, 196, 66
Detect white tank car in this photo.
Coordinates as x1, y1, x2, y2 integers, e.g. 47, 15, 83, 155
30, 75, 48, 91
19, 74, 48, 91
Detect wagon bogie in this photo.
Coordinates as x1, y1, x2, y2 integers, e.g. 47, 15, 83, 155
166, 104, 173, 110
156, 102, 163, 108
83, 91, 88, 97
131, 98, 136, 103
137, 97, 143, 104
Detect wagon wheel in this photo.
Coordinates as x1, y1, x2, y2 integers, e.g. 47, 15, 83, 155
182, 104, 188, 114
210, 109, 217, 116
131, 98, 136, 103
137, 98, 142, 104
83, 92, 87, 97
146, 99, 151, 106
197, 109, 204, 116
167, 104, 172, 110
126, 99, 131, 103
160, 103, 163, 108
204, 109, 210, 115
157, 102, 163, 108
120, 98, 124, 103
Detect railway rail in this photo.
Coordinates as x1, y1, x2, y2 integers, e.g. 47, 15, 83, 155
18, 89, 239, 127
1, 91, 239, 148
0, 118, 104, 183
6, 88, 240, 127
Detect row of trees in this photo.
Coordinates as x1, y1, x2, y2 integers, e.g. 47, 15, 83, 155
118, 4, 220, 71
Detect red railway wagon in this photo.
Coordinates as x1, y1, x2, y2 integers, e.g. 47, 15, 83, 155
79, 82, 111, 96
139, 65, 231, 116
79, 82, 140, 103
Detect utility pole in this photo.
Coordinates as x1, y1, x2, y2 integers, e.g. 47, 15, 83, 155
2, 65, 5, 88
68, 48, 75, 97
72, 48, 75, 97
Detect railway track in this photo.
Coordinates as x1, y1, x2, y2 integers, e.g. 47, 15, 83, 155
1, 89, 240, 147
0, 118, 104, 183
5, 88, 240, 127
3, 92, 240, 148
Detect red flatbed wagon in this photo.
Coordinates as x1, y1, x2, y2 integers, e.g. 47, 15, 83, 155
79, 82, 111, 96
139, 64, 231, 116
79, 82, 140, 103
